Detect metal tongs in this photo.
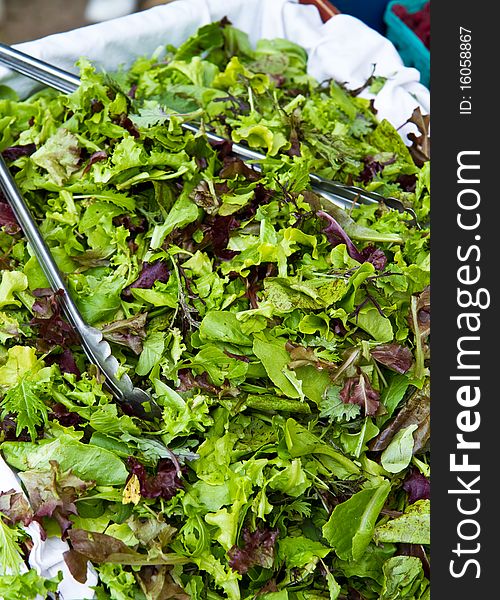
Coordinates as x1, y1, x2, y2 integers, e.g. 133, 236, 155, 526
0, 46, 161, 419
182, 122, 418, 223
0, 43, 419, 223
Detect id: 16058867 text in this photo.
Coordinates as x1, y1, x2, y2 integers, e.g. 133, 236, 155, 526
459, 27, 472, 115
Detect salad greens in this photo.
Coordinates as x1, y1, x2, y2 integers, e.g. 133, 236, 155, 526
0, 19, 430, 600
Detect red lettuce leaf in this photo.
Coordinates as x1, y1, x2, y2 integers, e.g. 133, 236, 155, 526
360, 245, 387, 271
49, 403, 82, 427
317, 211, 387, 270
0, 200, 20, 235
126, 457, 183, 501
29, 288, 79, 353
19, 460, 95, 538
63, 549, 89, 584
340, 374, 380, 416
403, 469, 430, 504
83, 150, 107, 174
0, 489, 33, 526
122, 261, 170, 300
205, 215, 239, 260
228, 527, 279, 574
318, 210, 364, 262
371, 343, 413, 374
1, 143, 37, 162
102, 313, 148, 355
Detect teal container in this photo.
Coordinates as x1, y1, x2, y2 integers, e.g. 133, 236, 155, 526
384, 0, 430, 88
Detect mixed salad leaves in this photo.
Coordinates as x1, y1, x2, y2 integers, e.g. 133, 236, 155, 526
0, 19, 430, 600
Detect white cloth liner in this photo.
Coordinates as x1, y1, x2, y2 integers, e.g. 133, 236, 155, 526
0, 1, 430, 598
0, 456, 98, 598
0, 0, 429, 134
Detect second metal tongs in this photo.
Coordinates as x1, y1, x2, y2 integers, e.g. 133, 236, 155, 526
0, 42, 418, 223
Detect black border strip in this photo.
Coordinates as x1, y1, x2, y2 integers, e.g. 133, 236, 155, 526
432, 2, 496, 596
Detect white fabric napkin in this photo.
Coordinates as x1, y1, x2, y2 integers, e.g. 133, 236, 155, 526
0, 456, 97, 599
0, 0, 429, 134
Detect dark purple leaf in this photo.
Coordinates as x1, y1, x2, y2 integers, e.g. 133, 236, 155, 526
128, 84, 138, 99
371, 343, 413, 374
286, 342, 338, 372
49, 403, 82, 427
210, 138, 233, 159
331, 318, 348, 337
102, 313, 147, 355
68, 528, 182, 566
127, 457, 183, 501
1, 416, 32, 441
359, 155, 397, 184
370, 382, 430, 453
286, 127, 301, 157
340, 374, 380, 416
196, 156, 208, 170
223, 350, 250, 363
112, 214, 147, 237
122, 261, 170, 300
83, 151, 107, 174
228, 527, 279, 574
205, 215, 239, 260
407, 107, 430, 167
91, 99, 104, 114
1, 143, 36, 162
219, 156, 261, 182
271, 73, 286, 87
19, 461, 95, 538
317, 210, 364, 262
397, 174, 417, 192
360, 245, 387, 271
30, 289, 79, 352
213, 182, 230, 198
213, 94, 250, 116
318, 212, 388, 270
359, 157, 384, 184
403, 469, 430, 504
0, 489, 33, 526
0, 201, 20, 234
177, 370, 221, 394
115, 113, 140, 138
253, 183, 274, 207
414, 286, 430, 338
58, 348, 80, 376
45, 348, 81, 377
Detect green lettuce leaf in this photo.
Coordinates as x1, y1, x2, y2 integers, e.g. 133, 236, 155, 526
322, 480, 391, 561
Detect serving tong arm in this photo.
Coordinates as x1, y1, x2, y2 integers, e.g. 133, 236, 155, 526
0, 43, 418, 223
0, 42, 80, 95
0, 158, 159, 419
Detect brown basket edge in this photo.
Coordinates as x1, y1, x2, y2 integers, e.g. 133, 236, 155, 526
298, 0, 339, 23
